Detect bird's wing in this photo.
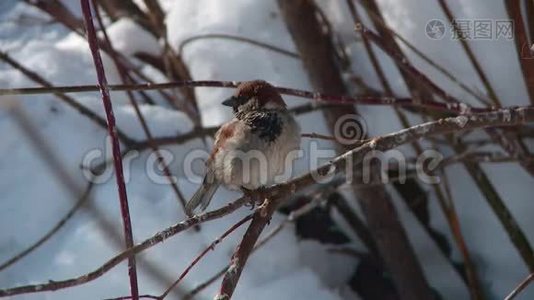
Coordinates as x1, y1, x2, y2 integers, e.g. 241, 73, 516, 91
207, 118, 240, 166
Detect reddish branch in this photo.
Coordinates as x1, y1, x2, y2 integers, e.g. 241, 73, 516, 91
91, 1, 188, 211
80, 0, 138, 298
0, 80, 498, 115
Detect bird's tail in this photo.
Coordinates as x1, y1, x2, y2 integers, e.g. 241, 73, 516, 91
185, 176, 219, 216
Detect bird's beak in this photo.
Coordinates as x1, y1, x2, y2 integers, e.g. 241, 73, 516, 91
222, 96, 238, 107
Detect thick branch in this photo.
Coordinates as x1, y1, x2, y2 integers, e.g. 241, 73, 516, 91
91, 1, 188, 211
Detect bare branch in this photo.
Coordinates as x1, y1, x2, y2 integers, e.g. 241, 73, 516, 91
359, 4, 491, 105
91, 0, 188, 212
505, 273, 534, 300
0, 80, 496, 115
437, 169, 485, 299
177, 33, 299, 58
159, 215, 253, 299
505, 0, 534, 105
438, 0, 500, 106
0, 51, 136, 146
80, 1, 138, 296
360, 24, 534, 177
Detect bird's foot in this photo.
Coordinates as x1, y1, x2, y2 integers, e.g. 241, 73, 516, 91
242, 187, 268, 210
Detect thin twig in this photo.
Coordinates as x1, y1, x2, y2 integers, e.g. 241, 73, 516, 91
177, 33, 299, 58
0, 80, 496, 114
301, 132, 339, 142
103, 294, 160, 300
438, 0, 500, 106
438, 168, 485, 300
359, 4, 492, 106
359, 24, 534, 176
505, 273, 534, 300
0, 51, 136, 146
159, 215, 253, 299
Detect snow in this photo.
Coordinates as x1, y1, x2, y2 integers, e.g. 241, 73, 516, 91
104, 18, 161, 57
0, 0, 533, 299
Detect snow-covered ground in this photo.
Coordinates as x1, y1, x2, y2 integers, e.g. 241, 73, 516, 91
0, 0, 533, 299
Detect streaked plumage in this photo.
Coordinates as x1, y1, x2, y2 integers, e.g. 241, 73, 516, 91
186, 80, 301, 215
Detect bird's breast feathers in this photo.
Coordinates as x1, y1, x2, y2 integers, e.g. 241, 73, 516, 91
210, 111, 300, 189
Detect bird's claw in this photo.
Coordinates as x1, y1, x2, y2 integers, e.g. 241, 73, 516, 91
242, 187, 268, 209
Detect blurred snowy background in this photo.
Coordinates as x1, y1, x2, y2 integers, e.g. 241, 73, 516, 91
1, 0, 534, 299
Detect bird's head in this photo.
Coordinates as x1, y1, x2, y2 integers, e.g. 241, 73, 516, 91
222, 80, 287, 114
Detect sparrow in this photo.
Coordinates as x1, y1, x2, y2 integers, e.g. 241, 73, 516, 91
186, 80, 301, 215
